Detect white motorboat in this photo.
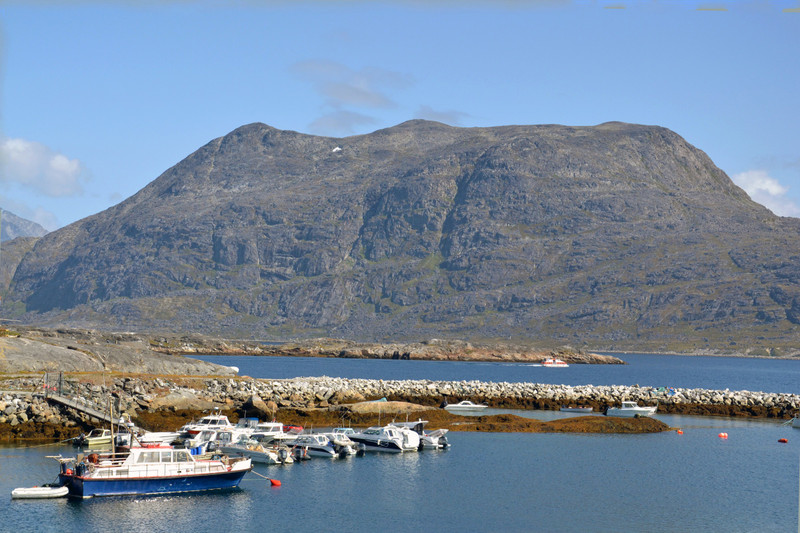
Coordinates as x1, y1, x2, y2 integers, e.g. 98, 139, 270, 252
605, 401, 657, 418
180, 414, 235, 436
138, 431, 182, 446
74, 428, 113, 448
288, 434, 339, 458
349, 425, 420, 453
11, 484, 69, 499
541, 358, 569, 368
444, 400, 488, 413
322, 431, 359, 456
220, 437, 294, 464
392, 419, 449, 449
252, 421, 295, 444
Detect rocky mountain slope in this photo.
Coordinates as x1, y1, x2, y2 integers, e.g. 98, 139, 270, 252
0, 209, 47, 242
1, 120, 798, 353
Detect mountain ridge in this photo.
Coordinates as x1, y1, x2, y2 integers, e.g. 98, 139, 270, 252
1, 120, 798, 354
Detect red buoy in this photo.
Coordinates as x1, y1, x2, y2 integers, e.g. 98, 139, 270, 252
676, 430, 683, 435
718, 432, 728, 439
270, 479, 281, 487
778, 438, 788, 443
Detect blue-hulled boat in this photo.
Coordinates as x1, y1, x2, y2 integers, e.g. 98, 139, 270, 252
53, 444, 252, 498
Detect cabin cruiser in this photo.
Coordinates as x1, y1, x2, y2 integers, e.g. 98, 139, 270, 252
541, 358, 569, 367
605, 401, 657, 418
52, 445, 251, 498
220, 435, 294, 465
392, 419, 449, 449
349, 425, 421, 453
180, 414, 235, 436
288, 434, 340, 459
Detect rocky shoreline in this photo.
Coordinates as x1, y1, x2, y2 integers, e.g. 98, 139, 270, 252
2, 373, 797, 442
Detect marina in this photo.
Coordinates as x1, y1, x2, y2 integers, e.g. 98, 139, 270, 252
3, 353, 800, 531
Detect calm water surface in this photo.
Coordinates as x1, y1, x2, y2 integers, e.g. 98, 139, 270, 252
2, 354, 799, 532
194, 352, 800, 395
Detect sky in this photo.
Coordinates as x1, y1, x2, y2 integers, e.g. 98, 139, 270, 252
1, 0, 799, 231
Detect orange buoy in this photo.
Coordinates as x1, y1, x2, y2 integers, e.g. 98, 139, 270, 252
718, 432, 728, 439
270, 479, 281, 487
676, 430, 683, 435
778, 438, 788, 443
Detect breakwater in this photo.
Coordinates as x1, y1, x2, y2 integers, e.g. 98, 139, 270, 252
2, 375, 799, 439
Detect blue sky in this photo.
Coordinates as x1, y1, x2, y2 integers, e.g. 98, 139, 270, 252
1, 1, 799, 231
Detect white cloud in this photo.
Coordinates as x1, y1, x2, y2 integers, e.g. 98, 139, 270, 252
732, 169, 800, 218
0, 138, 87, 197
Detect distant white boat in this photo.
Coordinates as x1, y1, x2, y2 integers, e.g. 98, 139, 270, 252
541, 358, 569, 368
560, 406, 593, 413
444, 400, 488, 413
605, 401, 657, 418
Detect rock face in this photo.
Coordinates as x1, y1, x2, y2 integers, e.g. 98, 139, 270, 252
0, 209, 47, 242
2, 120, 799, 352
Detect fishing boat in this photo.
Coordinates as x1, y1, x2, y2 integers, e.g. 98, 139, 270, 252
444, 400, 488, 413
11, 484, 69, 499
605, 401, 657, 418
541, 358, 569, 368
52, 445, 252, 498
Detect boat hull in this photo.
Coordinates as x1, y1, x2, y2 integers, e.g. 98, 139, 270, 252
58, 469, 249, 498
348, 437, 403, 453
11, 485, 69, 499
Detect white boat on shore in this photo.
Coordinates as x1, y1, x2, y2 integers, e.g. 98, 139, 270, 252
444, 400, 488, 413
605, 401, 657, 418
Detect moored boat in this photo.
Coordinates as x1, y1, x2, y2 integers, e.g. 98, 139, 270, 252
392, 419, 450, 449
53, 445, 252, 498
444, 400, 488, 413
349, 425, 420, 453
560, 406, 593, 413
605, 401, 657, 418
74, 428, 113, 448
11, 483, 69, 499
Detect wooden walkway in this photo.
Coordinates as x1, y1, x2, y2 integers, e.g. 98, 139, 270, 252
45, 393, 115, 424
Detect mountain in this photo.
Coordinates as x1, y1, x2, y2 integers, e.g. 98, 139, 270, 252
0, 209, 47, 242
2, 120, 799, 354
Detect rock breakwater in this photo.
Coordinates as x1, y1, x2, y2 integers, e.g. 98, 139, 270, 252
1, 374, 798, 441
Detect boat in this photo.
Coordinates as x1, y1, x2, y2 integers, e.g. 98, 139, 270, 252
541, 358, 569, 368
560, 406, 594, 413
288, 434, 339, 458
138, 431, 182, 446
349, 425, 420, 453
605, 401, 657, 418
73, 428, 113, 448
321, 431, 359, 456
11, 483, 69, 499
444, 400, 488, 413
391, 419, 450, 449
220, 436, 294, 465
52, 445, 252, 498
179, 414, 235, 436
252, 421, 295, 444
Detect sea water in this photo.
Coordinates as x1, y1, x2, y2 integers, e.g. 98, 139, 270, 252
2, 354, 799, 532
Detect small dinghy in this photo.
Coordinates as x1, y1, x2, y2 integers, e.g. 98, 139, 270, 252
11, 484, 69, 499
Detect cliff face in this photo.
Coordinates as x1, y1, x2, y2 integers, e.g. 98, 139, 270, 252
3, 120, 799, 352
